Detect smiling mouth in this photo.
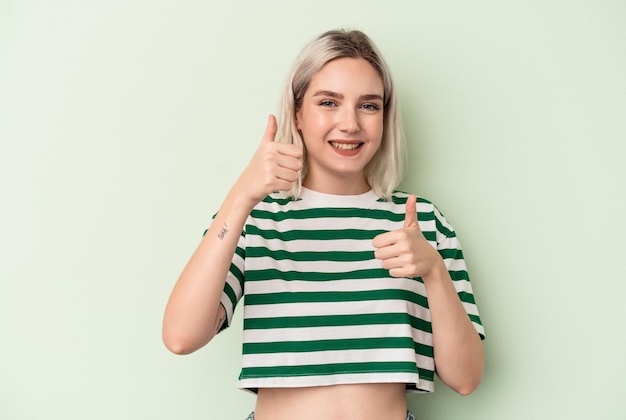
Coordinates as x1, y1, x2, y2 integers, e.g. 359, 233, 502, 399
329, 141, 363, 151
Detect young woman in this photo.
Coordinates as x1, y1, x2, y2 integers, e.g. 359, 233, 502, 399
163, 29, 485, 420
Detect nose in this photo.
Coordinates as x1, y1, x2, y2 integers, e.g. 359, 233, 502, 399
338, 107, 360, 134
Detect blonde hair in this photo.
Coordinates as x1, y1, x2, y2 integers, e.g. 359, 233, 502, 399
276, 29, 406, 200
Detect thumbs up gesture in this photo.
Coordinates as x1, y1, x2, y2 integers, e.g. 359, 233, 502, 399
235, 115, 303, 207
373, 194, 442, 279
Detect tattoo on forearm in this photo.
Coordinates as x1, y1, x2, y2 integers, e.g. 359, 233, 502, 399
217, 222, 229, 240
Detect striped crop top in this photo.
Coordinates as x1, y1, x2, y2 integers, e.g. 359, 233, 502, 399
218, 187, 485, 393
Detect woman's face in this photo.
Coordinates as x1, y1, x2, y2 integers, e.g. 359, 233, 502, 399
296, 57, 384, 194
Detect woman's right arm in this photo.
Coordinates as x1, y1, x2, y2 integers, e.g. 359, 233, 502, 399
162, 115, 302, 354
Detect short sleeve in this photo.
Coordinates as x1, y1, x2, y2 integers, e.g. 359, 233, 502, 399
432, 206, 486, 339
203, 215, 246, 334
216, 229, 246, 332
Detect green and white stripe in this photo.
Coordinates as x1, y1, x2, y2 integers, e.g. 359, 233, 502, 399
219, 188, 484, 394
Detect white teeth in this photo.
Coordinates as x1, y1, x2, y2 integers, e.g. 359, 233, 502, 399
330, 142, 360, 151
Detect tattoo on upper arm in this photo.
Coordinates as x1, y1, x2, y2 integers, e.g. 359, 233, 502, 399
217, 222, 229, 240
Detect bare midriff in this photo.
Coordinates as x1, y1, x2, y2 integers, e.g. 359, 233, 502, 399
254, 383, 407, 420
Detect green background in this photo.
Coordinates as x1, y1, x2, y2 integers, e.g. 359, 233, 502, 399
1, 1, 625, 419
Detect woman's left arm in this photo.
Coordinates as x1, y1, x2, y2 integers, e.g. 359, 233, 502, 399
419, 263, 484, 395
373, 194, 484, 395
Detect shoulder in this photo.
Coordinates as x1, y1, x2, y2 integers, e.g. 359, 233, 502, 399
386, 190, 437, 212
252, 194, 298, 211
262, 193, 296, 206
248, 194, 303, 223
389, 190, 457, 238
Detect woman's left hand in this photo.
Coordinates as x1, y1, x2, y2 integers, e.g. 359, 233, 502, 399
372, 194, 444, 279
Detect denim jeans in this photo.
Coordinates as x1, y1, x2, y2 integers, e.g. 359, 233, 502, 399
245, 411, 416, 419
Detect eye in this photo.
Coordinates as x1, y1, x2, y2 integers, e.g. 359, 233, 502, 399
319, 99, 337, 107
361, 103, 381, 111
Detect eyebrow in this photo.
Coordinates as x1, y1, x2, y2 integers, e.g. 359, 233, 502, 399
312, 90, 384, 102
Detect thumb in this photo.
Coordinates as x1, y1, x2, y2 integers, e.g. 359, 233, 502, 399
404, 194, 419, 228
261, 114, 277, 143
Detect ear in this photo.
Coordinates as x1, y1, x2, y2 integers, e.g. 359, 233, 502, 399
295, 109, 302, 130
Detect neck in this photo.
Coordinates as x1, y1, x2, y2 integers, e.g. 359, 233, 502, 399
303, 172, 370, 195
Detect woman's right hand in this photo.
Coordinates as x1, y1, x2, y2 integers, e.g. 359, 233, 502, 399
234, 114, 303, 207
